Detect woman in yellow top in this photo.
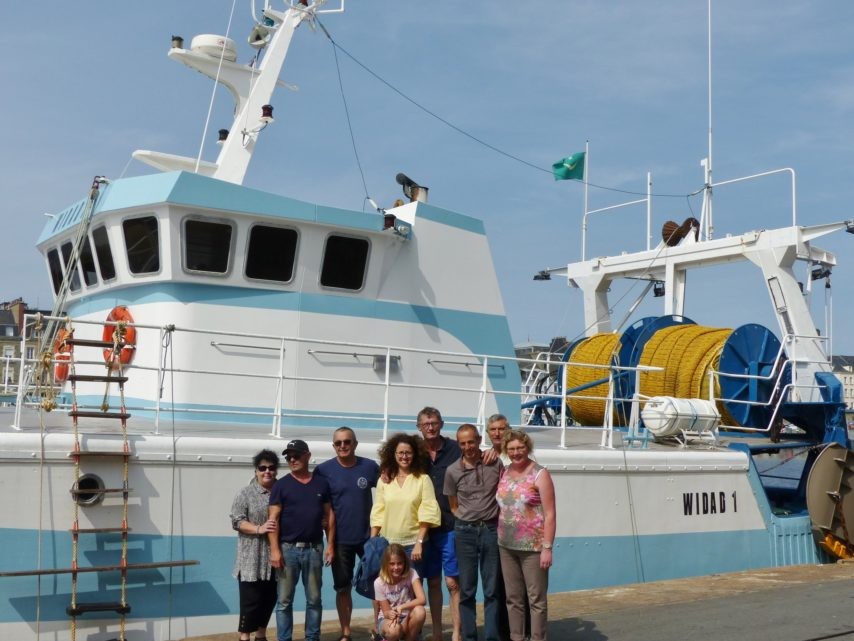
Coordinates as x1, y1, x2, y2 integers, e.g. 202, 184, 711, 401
370, 433, 441, 573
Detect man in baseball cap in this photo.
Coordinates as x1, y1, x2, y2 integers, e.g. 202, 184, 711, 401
268, 439, 335, 641
282, 439, 310, 456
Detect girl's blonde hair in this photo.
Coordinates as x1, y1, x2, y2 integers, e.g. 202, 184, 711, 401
378, 543, 411, 584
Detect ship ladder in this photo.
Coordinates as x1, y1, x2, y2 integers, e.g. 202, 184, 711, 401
0, 322, 198, 641
67, 328, 137, 641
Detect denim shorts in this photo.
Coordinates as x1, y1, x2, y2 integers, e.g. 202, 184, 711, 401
424, 529, 458, 579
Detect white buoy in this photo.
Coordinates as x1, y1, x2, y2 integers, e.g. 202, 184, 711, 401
641, 396, 720, 437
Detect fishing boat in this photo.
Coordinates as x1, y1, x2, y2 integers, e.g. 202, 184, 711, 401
2, 1, 854, 640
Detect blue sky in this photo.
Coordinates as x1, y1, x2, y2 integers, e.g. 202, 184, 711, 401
3, 2, 854, 352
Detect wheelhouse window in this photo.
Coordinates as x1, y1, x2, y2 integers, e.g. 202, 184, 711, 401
184, 219, 233, 274
123, 216, 160, 274
245, 225, 298, 283
92, 226, 116, 281
320, 235, 369, 290
79, 237, 98, 286
60, 241, 82, 292
47, 249, 63, 294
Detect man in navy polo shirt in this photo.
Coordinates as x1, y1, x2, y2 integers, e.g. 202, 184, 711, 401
268, 439, 334, 641
315, 427, 380, 641
417, 406, 462, 641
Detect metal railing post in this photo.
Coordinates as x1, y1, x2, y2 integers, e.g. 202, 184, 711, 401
382, 347, 391, 442
477, 357, 489, 430
154, 326, 164, 435
600, 370, 615, 449
559, 362, 568, 448
272, 338, 286, 438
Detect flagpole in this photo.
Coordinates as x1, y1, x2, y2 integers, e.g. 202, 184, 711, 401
705, 0, 714, 239
646, 171, 652, 251
583, 140, 589, 260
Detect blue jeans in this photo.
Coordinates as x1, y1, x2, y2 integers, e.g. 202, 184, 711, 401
276, 543, 323, 641
455, 520, 500, 641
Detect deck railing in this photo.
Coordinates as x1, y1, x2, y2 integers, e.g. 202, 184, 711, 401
12, 315, 838, 445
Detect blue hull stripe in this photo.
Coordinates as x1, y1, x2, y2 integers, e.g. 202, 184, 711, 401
0, 519, 819, 623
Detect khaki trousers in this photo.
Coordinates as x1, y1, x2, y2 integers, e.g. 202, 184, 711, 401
498, 547, 549, 641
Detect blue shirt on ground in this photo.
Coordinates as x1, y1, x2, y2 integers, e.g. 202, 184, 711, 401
269, 473, 331, 544
315, 456, 380, 545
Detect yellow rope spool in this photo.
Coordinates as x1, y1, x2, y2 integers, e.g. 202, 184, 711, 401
663, 326, 723, 396
639, 324, 744, 426
565, 333, 621, 426
640, 325, 726, 399
693, 347, 739, 426
637, 325, 686, 398
566, 322, 753, 427
673, 329, 730, 398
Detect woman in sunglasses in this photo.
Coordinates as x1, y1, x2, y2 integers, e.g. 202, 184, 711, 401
230, 449, 281, 641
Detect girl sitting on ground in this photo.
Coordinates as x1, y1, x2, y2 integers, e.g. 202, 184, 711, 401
373, 543, 427, 641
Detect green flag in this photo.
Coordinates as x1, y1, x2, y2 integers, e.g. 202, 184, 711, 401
552, 152, 585, 181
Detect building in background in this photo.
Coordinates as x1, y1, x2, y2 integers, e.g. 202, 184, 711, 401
0, 299, 49, 397
831, 356, 854, 412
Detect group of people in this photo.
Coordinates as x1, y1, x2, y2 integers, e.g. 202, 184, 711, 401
229, 408, 556, 641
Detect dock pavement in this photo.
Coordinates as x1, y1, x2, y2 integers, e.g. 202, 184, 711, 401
186, 562, 854, 641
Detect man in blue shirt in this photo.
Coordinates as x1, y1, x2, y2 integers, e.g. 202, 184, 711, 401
315, 427, 380, 641
268, 439, 334, 641
418, 406, 462, 641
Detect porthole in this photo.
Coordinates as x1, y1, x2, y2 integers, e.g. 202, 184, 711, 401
71, 473, 105, 506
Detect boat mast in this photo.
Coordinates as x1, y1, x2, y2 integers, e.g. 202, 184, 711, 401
700, 0, 713, 240
133, 1, 338, 186
210, 3, 312, 185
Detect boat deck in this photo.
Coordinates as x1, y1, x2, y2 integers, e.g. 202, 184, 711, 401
1, 403, 756, 458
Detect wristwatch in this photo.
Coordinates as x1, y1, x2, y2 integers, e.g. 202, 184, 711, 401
417, 538, 424, 544
542, 542, 553, 550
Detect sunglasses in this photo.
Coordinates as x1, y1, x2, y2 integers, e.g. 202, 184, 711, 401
284, 453, 305, 462
257, 465, 277, 472
333, 439, 353, 447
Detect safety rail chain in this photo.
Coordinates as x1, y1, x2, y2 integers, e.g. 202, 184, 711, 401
11, 315, 833, 446
3, 321, 198, 641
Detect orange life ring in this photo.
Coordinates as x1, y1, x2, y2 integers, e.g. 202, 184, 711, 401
53, 329, 74, 382
102, 306, 137, 370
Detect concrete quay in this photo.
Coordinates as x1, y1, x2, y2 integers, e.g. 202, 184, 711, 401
186, 562, 854, 641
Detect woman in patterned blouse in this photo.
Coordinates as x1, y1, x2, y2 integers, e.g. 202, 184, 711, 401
230, 449, 281, 641
496, 430, 556, 641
